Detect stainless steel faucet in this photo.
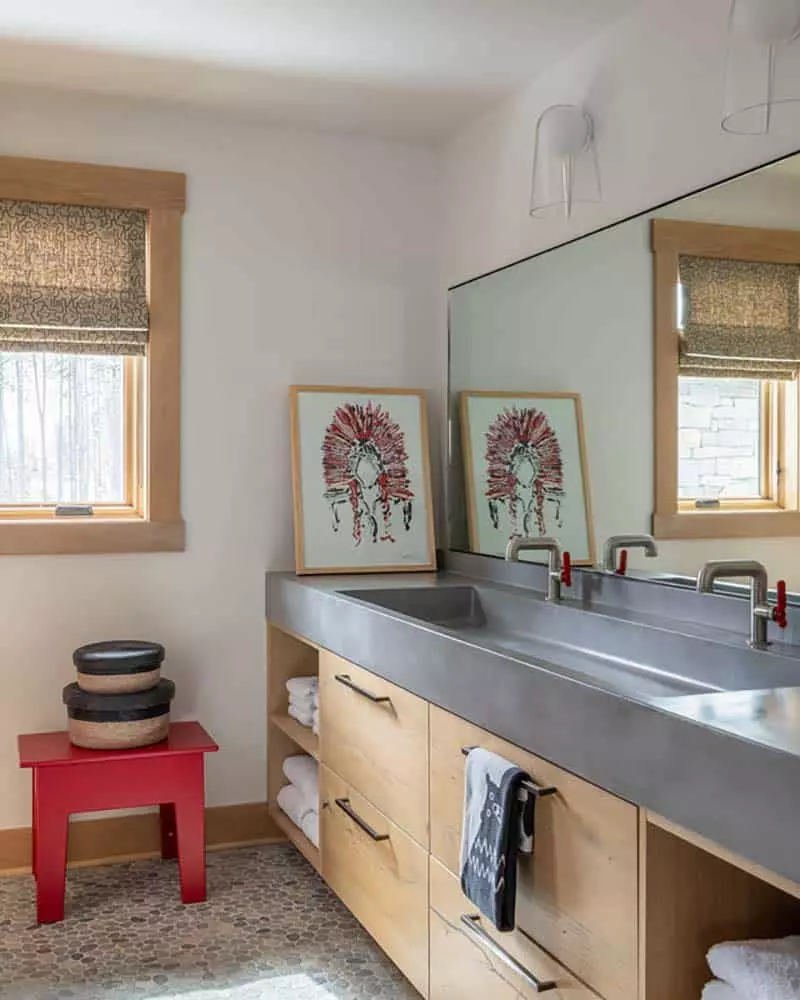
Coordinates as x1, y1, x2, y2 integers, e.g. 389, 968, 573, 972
602, 534, 658, 574
696, 559, 776, 649
505, 536, 563, 602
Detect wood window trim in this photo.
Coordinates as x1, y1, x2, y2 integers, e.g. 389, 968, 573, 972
653, 219, 800, 542
0, 156, 186, 556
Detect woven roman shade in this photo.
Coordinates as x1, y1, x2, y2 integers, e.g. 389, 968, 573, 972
0, 200, 148, 355
678, 254, 800, 380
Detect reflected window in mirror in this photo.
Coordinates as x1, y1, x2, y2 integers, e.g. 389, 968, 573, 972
654, 219, 800, 540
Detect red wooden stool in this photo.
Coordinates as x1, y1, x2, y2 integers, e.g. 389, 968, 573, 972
18, 721, 218, 923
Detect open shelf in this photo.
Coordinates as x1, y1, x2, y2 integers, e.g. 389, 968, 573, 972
268, 803, 320, 873
270, 712, 319, 760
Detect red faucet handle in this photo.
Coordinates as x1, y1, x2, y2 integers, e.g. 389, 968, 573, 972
616, 550, 628, 576
773, 579, 788, 629
561, 551, 573, 588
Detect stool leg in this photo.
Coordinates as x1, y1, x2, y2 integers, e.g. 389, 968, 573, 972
34, 795, 69, 924
160, 803, 178, 860
174, 758, 207, 904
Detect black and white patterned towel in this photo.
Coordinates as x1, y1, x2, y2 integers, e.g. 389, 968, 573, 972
459, 747, 535, 932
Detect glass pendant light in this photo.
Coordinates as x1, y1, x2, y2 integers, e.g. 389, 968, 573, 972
722, 0, 800, 134
529, 105, 600, 219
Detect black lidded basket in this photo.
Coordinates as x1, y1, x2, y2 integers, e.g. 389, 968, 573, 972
63, 679, 175, 750
73, 640, 165, 695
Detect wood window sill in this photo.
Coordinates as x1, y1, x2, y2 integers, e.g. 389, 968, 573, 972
653, 510, 800, 540
0, 519, 185, 555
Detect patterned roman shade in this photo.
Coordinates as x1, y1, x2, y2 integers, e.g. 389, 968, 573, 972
0, 200, 148, 355
678, 254, 800, 380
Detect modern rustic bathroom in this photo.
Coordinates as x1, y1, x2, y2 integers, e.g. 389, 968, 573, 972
3, 2, 800, 999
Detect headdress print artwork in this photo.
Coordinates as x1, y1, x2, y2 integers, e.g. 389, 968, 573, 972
290, 387, 435, 574
485, 405, 564, 539
322, 401, 414, 546
460, 391, 594, 564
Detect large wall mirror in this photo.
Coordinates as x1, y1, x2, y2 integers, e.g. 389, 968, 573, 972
448, 150, 800, 595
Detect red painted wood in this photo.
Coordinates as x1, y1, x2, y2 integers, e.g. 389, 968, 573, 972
18, 720, 217, 767
17, 721, 218, 924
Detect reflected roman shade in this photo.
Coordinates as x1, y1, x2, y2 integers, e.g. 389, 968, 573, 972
678, 254, 800, 380
0, 200, 148, 355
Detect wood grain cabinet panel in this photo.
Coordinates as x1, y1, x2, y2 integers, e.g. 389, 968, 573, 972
429, 705, 638, 1000
320, 765, 429, 997
319, 651, 428, 846
430, 857, 602, 1000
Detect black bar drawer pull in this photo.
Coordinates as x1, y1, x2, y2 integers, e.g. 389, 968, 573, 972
460, 914, 557, 993
334, 673, 392, 705
461, 745, 557, 797
335, 797, 390, 842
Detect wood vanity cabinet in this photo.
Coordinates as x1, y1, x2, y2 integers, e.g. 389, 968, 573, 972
429, 857, 601, 1000
429, 706, 639, 1000
319, 651, 429, 846
320, 764, 429, 997
268, 624, 800, 1000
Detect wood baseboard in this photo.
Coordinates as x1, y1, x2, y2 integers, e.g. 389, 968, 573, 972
0, 801, 283, 875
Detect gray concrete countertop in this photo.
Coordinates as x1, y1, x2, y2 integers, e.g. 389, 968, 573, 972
266, 569, 800, 886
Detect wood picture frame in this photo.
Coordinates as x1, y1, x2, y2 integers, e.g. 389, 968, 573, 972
460, 390, 595, 564
289, 386, 436, 575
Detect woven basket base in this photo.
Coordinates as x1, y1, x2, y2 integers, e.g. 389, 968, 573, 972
68, 715, 170, 750
76, 668, 161, 695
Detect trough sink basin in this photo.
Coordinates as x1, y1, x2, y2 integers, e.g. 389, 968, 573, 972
342, 584, 800, 702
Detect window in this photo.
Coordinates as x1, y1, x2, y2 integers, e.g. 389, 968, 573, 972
0, 156, 185, 554
653, 219, 800, 540
678, 376, 764, 502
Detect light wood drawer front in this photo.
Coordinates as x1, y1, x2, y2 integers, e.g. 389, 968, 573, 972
430, 858, 601, 1000
320, 765, 428, 997
430, 706, 638, 1000
319, 651, 428, 846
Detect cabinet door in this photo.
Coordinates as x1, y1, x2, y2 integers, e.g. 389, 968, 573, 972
430, 857, 602, 1000
319, 651, 429, 846
321, 764, 429, 997
430, 705, 638, 1000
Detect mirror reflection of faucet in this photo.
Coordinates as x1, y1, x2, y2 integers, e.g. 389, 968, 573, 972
601, 534, 658, 575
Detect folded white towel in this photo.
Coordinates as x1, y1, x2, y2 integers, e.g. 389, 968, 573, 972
289, 692, 317, 713
301, 809, 319, 848
286, 676, 318, 698
312, 708, 319, 736
276, 784, 314, 829
283, 754, 319, 802
701, 980, 743, 1000
288, 702, 315, 728
708, 936, 800, 1000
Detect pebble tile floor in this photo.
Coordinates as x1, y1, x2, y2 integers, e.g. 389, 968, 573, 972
0, 843, 419, 1000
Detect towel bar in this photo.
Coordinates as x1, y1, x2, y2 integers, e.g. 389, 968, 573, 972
461, 745, 557, 797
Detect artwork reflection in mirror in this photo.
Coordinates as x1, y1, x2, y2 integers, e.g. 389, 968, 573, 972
460, 392, 594, 563
448, 150, 800, 593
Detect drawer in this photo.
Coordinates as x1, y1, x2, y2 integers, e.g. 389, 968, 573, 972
430, 858, 602, 1000
320, 764, 429, 997
319, 651, 428, 846
430, 706, 638, 1000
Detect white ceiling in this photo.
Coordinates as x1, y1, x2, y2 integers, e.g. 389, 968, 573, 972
0, 0, 637, 138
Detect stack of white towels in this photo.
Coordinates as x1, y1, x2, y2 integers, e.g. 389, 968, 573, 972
276, 754, 319, 847
703, 936, 800, 1000
287, 675, 319, 735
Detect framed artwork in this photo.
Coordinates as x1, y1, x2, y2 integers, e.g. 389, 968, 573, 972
290, 386, 436, 575
460, 391, 595, 564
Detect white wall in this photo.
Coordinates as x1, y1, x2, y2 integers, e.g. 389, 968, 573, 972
442, 0, 800, 584
0, 87, 440, 830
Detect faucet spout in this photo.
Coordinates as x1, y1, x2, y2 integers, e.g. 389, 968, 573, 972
505, 536, 563, 603
602, 534, 658, 574
696, 559, 770, 648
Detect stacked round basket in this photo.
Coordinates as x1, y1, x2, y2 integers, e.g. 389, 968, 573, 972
62, 640, 175, 750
